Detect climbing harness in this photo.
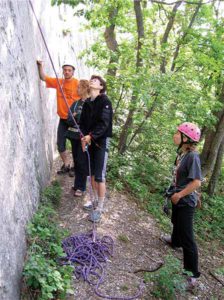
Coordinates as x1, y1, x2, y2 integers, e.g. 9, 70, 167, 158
163, 152, 186, 216
28, 1, 144, 298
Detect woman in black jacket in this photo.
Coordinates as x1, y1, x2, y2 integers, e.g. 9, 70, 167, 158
80, 75, 113, 222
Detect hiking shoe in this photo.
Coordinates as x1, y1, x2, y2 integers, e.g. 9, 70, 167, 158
57, 164, 70, 175
83, 201, 93, 211
69, 167, 75, 177
160, 235, 172, 245
186, 277, 197, 291
74, 189, 84, 197
88, 210, 101, 223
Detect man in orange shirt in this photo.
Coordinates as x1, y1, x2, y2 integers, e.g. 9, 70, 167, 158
37, 60, 79, 174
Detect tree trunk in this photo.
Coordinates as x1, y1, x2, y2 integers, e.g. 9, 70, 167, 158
201, 82, 224, 176
201, 112, 224, 177
104, 7, 119, 78
160, 1, 183, 73
207, 137, 224, 196
134, 0, 144, 69
118, 107, 135, 154
118, 0, 144, 154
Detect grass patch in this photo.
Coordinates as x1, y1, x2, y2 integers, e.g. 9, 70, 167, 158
117, 234, 130, 243
144, 255, 186, 299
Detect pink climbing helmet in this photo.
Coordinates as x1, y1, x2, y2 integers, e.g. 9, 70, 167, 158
178, 122, 201, 142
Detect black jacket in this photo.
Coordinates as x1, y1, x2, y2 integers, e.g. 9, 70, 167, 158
79, 94, 113, 141
67, 99, 84, 127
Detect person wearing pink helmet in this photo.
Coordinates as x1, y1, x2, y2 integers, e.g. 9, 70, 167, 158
162, 122, 202, 289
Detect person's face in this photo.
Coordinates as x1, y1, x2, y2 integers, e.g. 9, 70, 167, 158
173, 130, 187, 146
89, 78, 103, 91
77, 84, 88, 98
63, 66, 74, 79
173, 130, 181, 146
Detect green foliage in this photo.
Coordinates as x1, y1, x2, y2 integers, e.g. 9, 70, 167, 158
194, 194, 224, 245
214, 266, 224, 276
22, 182, 73, 300
23, 253, 73, 300
41, 180, 62, 206
117, 234, 130, 243
144, 255, 186, 299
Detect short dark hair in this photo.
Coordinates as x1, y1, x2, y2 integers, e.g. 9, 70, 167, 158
91, 75, 107, 93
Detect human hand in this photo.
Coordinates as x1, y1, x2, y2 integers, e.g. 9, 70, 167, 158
81, 135, 91, 152
36, 60, 43, 66
82, 135, 91, 144
171, 193, 181, 205
81, 139, 86, 152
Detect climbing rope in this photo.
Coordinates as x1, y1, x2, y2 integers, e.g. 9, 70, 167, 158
28, 1, 144, 298
61, 232, 144, 300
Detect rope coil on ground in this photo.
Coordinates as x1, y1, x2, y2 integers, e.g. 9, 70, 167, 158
61, 232, 144, 300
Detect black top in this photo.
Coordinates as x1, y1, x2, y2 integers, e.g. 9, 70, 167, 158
79, 94, 113, 141
66, 99, 85, 140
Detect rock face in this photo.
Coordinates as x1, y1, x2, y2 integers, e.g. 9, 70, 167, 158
0, 1, 92, 299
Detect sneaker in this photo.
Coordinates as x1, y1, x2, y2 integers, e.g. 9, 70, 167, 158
186, 277, 197, 290
83, 201, 93, 211
88, 210, 101, 223
57, 164, 70, 175
74, 189, 83, 197
69, 167, 75, 177
160, 235, 172, 245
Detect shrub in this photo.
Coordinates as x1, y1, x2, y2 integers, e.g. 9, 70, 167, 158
144, 255, 186, 299
22, 182, 73, 300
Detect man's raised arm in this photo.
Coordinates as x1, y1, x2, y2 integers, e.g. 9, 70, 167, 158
36, 60, 46, 81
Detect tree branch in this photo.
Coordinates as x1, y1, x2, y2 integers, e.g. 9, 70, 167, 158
160, 1, 183, 73
134, 0, 145, 68
126, 95, 158, 149
148, 0, 212, 5
171, 0, 202, 71
104, 7, 119, 77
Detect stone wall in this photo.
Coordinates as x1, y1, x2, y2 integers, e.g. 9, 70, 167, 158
0, 1, 92, 299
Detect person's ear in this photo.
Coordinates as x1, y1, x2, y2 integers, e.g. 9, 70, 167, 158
183, 136, 188, 143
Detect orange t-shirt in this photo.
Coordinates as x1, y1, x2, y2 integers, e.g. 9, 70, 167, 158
45, 76, 79, 119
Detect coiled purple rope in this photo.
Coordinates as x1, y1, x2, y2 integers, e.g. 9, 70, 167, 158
61, 231, 144, 300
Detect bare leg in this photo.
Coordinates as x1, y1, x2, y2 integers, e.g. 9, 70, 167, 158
96, 182, 106, 198
60, 150, 70, 167
94, 181, 106, 212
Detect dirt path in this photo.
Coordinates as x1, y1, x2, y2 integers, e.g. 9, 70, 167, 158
52, 159, 224, 300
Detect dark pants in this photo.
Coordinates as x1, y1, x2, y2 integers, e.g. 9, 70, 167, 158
57, 119, 69, 153
171, 204, 200, 278
70, 139, 87, 192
